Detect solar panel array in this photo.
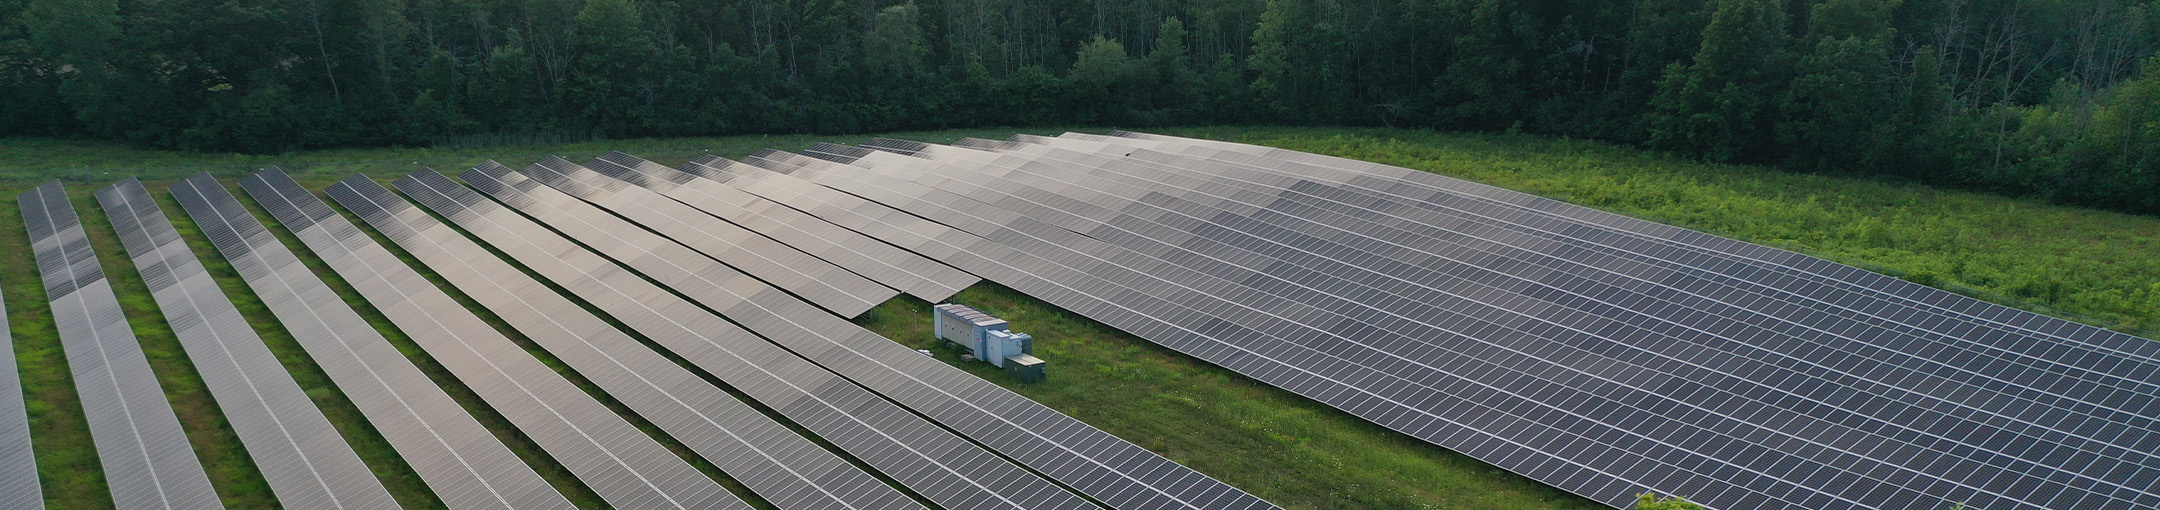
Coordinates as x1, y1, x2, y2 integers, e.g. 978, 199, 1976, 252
248, 171, 746, 510
525, 156, 894, 317
398, 166, 1097, 510
0, 271, 42, 510
326, 172, 924, 510
20, 129, 2148, 510
19, 181, 224, 510
95, 179, 398, 509
734, 132, 2160, 510
453, 162, 1275, 510
171, 173, 575, 510
585, 151, 978, 302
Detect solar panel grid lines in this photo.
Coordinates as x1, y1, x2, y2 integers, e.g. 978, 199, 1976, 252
459, 161, 1278, 510
19, 180, 226, 510
855, 141, 2146, 509
452, 161, 1223, 510
920, 139, 2160, 481
517, 157, 892, 318
94, 179, 400, 510
677, 155, 991, 253
1046, 136, 2160, 454
941, 143, 2090, 510
717, 139, 2151, 510
670, 157, 985, 267
992, 138, 2160, 457
726, 151, 1685, 508
855, 135, 2160, 510
179, 173, 574, 510
258, 173, 745, 510
0, 271, 43, 510
809, 146, 1891, 508
326, 170, 923, 510
812, 144, 2004, 510
1073, 135, 2160, 398
732, 152, 1022, 237
398, 166, 1094, 510
585, 151, 978, 302
673, 152, 1699, 510
1094, 132, 2160, 369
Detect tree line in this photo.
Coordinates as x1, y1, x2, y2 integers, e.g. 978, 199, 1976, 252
2, 0, 2158, 213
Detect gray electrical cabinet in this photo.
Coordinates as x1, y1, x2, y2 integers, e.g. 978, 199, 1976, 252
934, 303, 1045, 382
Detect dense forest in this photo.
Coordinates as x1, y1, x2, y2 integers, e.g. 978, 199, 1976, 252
2, 0, 2158, 212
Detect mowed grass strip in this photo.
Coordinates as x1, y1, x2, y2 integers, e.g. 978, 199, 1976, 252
5, 126, 2159, 509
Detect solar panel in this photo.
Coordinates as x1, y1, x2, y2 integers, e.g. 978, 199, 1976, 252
0, 260, 42, 510
586, 151, 978, 302
398, 166, 1098, 510
20, 180, 225, 510
324, 172, 922, 510
521, 156, 893, 318
172, 172, 573, 510
776, 135, 2160, 510
94, 179, 397, 509
453, 163, 1277, 510
245, 171, 745, 510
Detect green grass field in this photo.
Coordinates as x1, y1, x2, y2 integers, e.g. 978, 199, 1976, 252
2, 126, 2156, 509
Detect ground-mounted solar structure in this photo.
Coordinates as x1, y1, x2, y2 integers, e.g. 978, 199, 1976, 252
391, 167, 1104, 510
95, 179, 399, 509
7, 130, 2156, 510
20, 181, 224, 510
247, 170, 748, 510
0, 274, 42, 510
584, 151, 979, 302
449, 162, 1274, 510
171, 173, 576, 510
670, 131, 2159, 510
327, 170, 926, 510
525, 156, 896, 318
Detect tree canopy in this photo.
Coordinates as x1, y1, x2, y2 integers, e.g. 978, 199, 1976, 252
1, 0, 2158, 214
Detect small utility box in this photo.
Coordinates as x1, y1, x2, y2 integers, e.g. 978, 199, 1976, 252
934, 303, 1045, 382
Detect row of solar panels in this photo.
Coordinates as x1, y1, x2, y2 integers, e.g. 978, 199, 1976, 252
680, 132, 2155, 510
2, 149, 1278, 509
